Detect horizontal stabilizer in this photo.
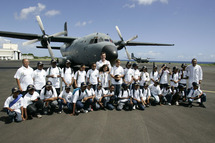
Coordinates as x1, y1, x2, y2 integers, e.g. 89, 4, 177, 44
36, 46, 60, 50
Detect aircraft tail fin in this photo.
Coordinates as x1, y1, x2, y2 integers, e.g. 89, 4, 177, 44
64, 22, 68, 36
131, 53, 134, 59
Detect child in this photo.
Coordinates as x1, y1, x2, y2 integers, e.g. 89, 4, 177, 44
140, 66, 150, 90
85, 82, 96, 112
103, 85, 116, 110
149, 80, 162, 105
40, 81, 58, 115
74, 64, 86, 88
161, 84, 173, 105
99, 64, 110, 90
132, 63, 140, 89
4, 87, 24, 123
170, 66, 180, 105
94, 82, 106, 110
117, 83, 133, 111
58, 85, 73, 114
159, 64, 172, 89
130, 82, 145, 110
33, 61, 46, 94
87, 62, 99, 91
23, 84, 43, 119
142, 83, 151, 107
61, 60, 74, 89
187, 82, 206, 108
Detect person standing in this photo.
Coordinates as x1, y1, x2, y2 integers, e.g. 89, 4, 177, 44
46, 59, 62, 96
150, 65, 159, 85
159, 64, 172, 89
186, 58, 203, 89
99, 64, 110, 90
87, 63, 99, 91
74, 64, 86, 88
14, 59, 34, 96
33, 61, 46, 94
61, 60, 74, 89
96, 52, 111, 72
110, 59, 124, 96
140, 66, 150, 90
123, 62, 133, 90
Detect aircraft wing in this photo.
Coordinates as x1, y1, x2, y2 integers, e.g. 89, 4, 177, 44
0, 31, 77, 43
125, 41, 174, 46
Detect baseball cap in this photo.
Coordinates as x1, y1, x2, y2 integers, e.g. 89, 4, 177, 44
65, 85, 71, 89
134, 82, 140, 86
133, 63, 138, 67
192, 82, 199, 87
81, 82, 87, 87
27, 84, 35, 91
66, 60, 71, 64
51, 59, 57, 63
46, 81, 52, 87
97, 82, 102, 87
86, 82, 92, 86
12, 87, 20, 93
37, 61, 44, 66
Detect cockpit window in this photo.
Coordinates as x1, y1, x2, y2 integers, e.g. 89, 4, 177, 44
99, 37, 103, 42
104, 39, 109, 42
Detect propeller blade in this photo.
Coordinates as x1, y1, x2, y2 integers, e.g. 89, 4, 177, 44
115, 26, 124, 41
49, 31, 67, 37
126, 35, 138, 44
124, 46, 131, 60
46, 41, 55, 60
23, 39, 39, 46
36, 15, 46, 35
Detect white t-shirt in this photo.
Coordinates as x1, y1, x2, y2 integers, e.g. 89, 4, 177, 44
150, 71, 159, 84
87, 69, 99, 85
186, 65, 203, 88
4, 95, 24, 113
23, 92, 40, 108
130, 89, 143, 101
96, 60, 111, 71
46, 67, 62, 88
85, 88, 95, 97
59, 90, 73, 103
33, 69, 46, 90
170, 73, 179, 87
187, 88, 202, 98
142, 88, 151, 99
133, 69, 140, 83
106, 90, 115, 102
118, 89, 130, 103
179, 70, 188, 84
74, 70, 86, 88
159, 70, 170, 84
110, 66, 124, 84
14, 66, 34, 91
61, 67, 74, 86
99, 72, 110, 88
140, 72, 150, 86
161, 88, 172, 96
95, 88, 107, 99
72, 90, 88, 103
149, 84, 161, 97
40, 87, 58, 100
124, 68, 134, 83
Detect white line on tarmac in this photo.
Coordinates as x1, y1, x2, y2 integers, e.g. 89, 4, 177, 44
202, 90, 215, 94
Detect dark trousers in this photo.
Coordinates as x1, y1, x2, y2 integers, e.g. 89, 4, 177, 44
113, 84, 121, 97
27, 100, 44, 116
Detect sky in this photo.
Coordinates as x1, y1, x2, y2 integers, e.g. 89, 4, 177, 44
0, 0, 214, 62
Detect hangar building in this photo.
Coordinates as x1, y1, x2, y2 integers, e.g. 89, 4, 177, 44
0, 43, 22, 60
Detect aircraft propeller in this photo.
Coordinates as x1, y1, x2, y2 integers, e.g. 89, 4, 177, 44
22, 15, 67, 60
115, 26, 138, 60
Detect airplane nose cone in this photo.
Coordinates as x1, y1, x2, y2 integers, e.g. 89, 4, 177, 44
102, 45, 118, 63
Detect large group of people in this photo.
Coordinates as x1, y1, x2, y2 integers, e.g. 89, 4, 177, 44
3, 52, 206, 123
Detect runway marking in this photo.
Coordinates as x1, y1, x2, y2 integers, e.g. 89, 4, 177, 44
202, 90, 215, 94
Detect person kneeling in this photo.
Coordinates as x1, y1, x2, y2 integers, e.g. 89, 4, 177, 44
130, 82, 145, 110
117, 83, 133, 111
4, 87, 24, 123
94, 82, 106, 110
23, 84, 43, 119
187, 82, 206, 108
40, 81, 58, 115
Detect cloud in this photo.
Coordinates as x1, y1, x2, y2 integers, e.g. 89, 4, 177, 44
14, 3, 46, 20
75, 21, 93, 27
123, 3, 136, 8
136, 51, 161, 57
133, 0, 168, 5
45, 10, 60, 17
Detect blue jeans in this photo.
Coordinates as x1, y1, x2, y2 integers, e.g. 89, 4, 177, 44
58, 99, 73, 111
113, 84, 121, 97
84, 98, 93, 110
7, 110, 22, 122
76, 100, 84, 110
132, 99, 145, 110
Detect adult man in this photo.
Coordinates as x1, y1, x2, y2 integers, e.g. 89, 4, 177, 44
96, 52, 111, 71
186, 58, 203, 89
110, 59, 124, 96
33, 61, 46, 94
46, 59, 62, 95
14, 59, 34, 96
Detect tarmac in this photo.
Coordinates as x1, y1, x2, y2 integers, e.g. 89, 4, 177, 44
0, 60, 214, 143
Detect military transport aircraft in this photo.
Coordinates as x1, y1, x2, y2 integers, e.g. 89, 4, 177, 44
131, 53, 151, 63
0, 16, 174, 67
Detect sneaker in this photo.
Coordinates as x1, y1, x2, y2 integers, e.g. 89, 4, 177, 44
84, 110, 88, 113
133, 106, 136, 110
91, 108, 94, 112
168, 103, 171, 106
176, 101, 179, 106
146, 104, 149, 107
37, 114, 42, 118
188, 104, 193, 108
80, 109, 85, 113
57, 111, 62, 114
